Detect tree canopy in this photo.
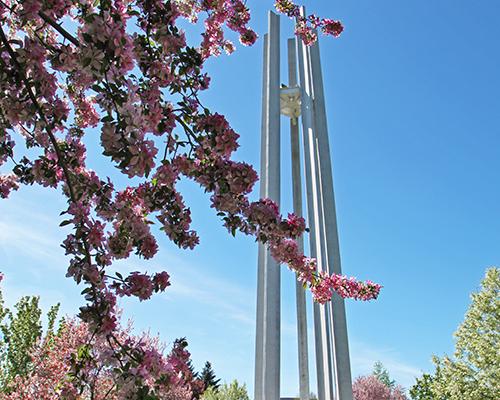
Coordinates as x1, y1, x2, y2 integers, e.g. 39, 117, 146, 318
0, 288, 59, 392
202, 380, 249, 400
352, 375, 407, 400
0, 284, 204, 399
410, 267, 500, 400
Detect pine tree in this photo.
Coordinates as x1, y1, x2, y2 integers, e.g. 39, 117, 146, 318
373, 361, 396, 388
187, 359, 199, 379
200, 361, 221, 390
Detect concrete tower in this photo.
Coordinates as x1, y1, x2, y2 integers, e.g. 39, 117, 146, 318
254, 10, 353, 400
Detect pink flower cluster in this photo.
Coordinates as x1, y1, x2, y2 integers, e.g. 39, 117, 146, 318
196, 113, 240, 158
312, 272, 382, 304
112, 271, 171, 301
275, 0, 344, 45
191, 0, 258, 58
270, 238, 381, 304
0, 174, 18, 199
69, 90, 100, 129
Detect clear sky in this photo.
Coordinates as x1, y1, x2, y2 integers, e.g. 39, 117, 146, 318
1, 0, 500, 397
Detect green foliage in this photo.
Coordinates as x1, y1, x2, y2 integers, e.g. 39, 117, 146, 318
0, 287, 60, 392
200, 361, 221, 390
373, 361, 396, 388
410, 373, 437, 400
47, 303, 61, 336
410, 267, 500, 400
187, 358, 199, 379
201, 380, 250, 400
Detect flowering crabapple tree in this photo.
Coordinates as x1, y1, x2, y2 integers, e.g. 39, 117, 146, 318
0, 280, 205, 399
4, 318, 205, 399
352, 376, 408, 400
0, 0, 381, 396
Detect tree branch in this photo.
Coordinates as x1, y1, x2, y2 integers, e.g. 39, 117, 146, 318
0, 26, 78, 202
38, 11, 80, 47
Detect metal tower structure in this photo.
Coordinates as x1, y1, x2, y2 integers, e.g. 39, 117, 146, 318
254, 10, 353, 400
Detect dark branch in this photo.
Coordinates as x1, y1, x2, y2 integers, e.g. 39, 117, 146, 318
38, 11, 80, 47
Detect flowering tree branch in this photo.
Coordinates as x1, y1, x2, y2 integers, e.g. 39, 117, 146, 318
0, 0, 381, 396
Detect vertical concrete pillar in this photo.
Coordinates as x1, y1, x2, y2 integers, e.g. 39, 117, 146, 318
309, 36, 354, 400
255, 31, 269, 400
255, 11, 281, 400
296, 20, 333, 400
287, 37, 310, 400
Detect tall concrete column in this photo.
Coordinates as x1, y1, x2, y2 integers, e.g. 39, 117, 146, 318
296, 22, 334, 400
254, 31, 269, 400
287, 37, 310, 400
255, 11, 281, 400
309, 36, 354, 400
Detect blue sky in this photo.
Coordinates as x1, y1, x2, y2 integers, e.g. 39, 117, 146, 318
1, 0, 500, 397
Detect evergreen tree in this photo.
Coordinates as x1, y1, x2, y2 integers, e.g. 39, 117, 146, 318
201, 361, 221, 390
373, 361, 396, 388
187, 359, 199, 379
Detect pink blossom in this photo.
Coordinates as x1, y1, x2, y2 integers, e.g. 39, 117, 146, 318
284, 213, 307, 238
275, 0, 344, 44
0, 174, 19, 198
20, 0, 41, 20
153, 271, 171, 291
139, 233, 158, 259
100, 314, 117, 336
126, 139, 158, 177
126, 272, 154, 300
70, 93, 100, 128
240, 29, 258, 46
87, 220, 106, 249
322, 19, 344, 37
